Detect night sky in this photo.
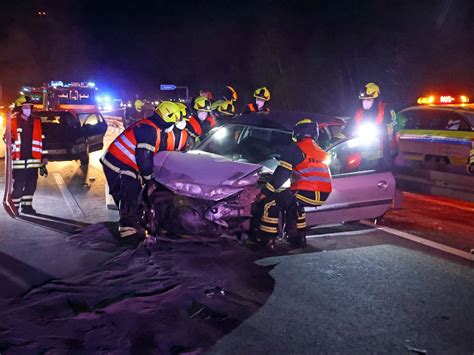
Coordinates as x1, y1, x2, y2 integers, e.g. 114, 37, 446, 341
1, 0, 474, 114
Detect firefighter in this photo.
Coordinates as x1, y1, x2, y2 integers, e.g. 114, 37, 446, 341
100, 101, 184, 240
242, 86, 270, 114
199, 88, 214, 102
186, 96, 216, 141
344, 82, 396, 167
9, 96, 47, 214
123, 99, 145, 128
211, 85, 238, 116
212, 100, 236, 125
256, 119, 332, 247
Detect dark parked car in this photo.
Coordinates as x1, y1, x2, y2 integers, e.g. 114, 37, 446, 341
37, 110, 108, 165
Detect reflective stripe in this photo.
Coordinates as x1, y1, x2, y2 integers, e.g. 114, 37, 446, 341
298, 175, 332, 183
13, 160, 26, 164
100, 156, 138, 179
297, 222, 307, 229
21, 195, 33, 201
278, 161, 292, 170
113, 141, 137, 164
143, 173, 154, 181
137, 143, 156, 152
27, 159, 41, 163
259, 225, 278, 233
32, 147, 43, 153
296, 167, 328, 174
296, 192, 324, 206
22, 201, 33, 206
118, 226, 138, 238
32, 140, 42, 146
262, 200, 279, 224
120, 134, 136, 150
42, 150, 49, 154
265, 182, 276, 193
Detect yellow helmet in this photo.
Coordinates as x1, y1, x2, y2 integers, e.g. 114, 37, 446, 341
254, 86, 270, 101
134, 99, 144, 110
217, 100, 235, 116
15, 95, 33, 107
155, 101, 180, 123
359, 82, 380, 100
224, 85, 238, 102
174, 102, 189, 121
193, 95, 212, 112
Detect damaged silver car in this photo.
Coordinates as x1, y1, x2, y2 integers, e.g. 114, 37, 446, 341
141, 111, 395, 237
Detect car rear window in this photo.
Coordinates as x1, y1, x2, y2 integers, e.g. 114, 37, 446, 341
402, 109, 472, 131
38, 112, 79, 128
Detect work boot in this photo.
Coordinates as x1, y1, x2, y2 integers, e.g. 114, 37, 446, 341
21, 205, 37, 215
287, 232, 307, 247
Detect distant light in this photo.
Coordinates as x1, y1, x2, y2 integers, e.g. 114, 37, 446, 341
103, 95, 111, 102
96, 96, 103, 103
439, 95, 454, 103
19, 91, 24, 95
460, 95, 470, 103
87, 82, 96, 88
214, 127, 228, 141
50, 81, 64, 88
22, 87, 30, 92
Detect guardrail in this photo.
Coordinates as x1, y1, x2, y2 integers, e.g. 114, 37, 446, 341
395, 166, 474, 202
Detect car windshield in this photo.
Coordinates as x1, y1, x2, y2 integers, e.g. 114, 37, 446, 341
197, 125, 293, 169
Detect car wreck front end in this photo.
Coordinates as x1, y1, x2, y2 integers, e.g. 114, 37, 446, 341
143, 151, 262, 236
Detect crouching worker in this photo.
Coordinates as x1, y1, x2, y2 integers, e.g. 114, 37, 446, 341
100, 101, 185, 241
257, 119, 332, 247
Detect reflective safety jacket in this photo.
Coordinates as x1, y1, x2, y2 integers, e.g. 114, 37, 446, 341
105, 118, 162, 172
291, 138, 332, 193
11, 114, 44, 170
354, 101, 385, 127
186, 115, 216, 138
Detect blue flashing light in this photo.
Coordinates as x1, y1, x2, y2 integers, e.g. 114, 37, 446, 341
88, 82, 96, 88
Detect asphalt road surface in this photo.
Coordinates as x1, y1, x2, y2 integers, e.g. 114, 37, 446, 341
0, 119, 472, 353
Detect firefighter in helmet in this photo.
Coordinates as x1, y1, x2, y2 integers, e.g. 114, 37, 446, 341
123, 99, 145, 129
186, 95, 217, 141
344, 82, 396, 168
100, 101, 185, 241
8, 96, 48, 214
242, 86, 270, 114
255, 119, 332, 247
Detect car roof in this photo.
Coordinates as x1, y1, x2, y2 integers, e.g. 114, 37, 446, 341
230, 111, 345, 131
400, 105, 474, 127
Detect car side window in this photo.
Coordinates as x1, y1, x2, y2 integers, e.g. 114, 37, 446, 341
327, 137, 386, 176
84, 114, 100, 125
403, 111, 431, 129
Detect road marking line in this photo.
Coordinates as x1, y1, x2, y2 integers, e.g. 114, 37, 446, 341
361, 220, 474, 261
307, 228, 376, 239
53, 173, 86, 218
405, 192, 474, 213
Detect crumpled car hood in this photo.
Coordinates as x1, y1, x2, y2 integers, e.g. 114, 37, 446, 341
153, 150, 262, 201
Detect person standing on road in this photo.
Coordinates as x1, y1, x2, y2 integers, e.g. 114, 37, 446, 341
344, 82, 396, 167
8, 96, 48, 214
123, 99, 145, 129
242, 86, 270, 114
255, 119, 332, 247
100, 101, 185, 241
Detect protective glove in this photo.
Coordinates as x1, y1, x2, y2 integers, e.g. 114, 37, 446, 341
39, 164, 48, 178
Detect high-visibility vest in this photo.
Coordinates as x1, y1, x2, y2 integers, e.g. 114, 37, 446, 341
11, 115, 43, 169
354, 101, 385, 127
291, 138, 332, 193
106, 119, 161, 171
165, 128, 189, 151
187, 115, 216, 137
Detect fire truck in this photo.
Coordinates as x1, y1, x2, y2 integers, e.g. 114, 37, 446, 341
22, 81, 98, 113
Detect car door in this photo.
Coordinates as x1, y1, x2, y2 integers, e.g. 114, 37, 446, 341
81, 112, 108, 152
305, 136, 395, 226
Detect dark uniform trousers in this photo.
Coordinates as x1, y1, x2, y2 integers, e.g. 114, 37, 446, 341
103, 164, 142, 228
12, 168, 39, 209
259, 189, 330, 240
